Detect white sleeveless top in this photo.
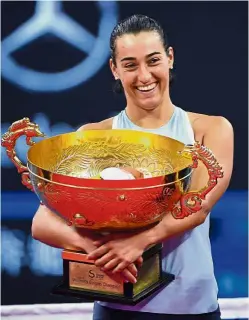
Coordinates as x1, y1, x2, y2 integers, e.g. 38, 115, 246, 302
99, 106, 218, 314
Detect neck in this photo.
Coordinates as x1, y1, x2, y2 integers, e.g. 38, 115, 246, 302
125, 96, 175, 129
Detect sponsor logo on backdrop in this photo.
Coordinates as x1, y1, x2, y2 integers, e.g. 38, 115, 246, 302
2, 0, 118, 92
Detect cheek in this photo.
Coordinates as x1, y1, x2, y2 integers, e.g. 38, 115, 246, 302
151, 65, 168, 80
121, 73, 135, 89
158, 69, 170, 87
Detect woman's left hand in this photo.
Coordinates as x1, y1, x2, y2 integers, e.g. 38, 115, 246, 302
87, 232, 149, 274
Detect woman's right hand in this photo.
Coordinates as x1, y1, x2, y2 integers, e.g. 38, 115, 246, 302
76, 229, 142, 283
122, 256, 143, 283
103, 257, 143, 284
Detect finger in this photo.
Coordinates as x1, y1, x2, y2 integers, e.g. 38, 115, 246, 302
127, 263, 138, 277
112, 261, 130, 274
95, 253, 114, 268
101, 258, 120, 271
122, 268, 137, 284
93, 240, 105, 247
87, 246, 109, 260
135, 256, 143, 268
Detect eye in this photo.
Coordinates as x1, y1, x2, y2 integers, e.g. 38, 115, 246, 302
149, 57, 160, 64
124, 63, 136, 69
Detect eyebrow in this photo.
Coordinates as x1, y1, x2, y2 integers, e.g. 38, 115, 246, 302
120, 51, 161, 62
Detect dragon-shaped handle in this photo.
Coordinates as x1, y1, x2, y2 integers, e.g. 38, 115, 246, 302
172, 142, 224, 219
1, 118, 45, 191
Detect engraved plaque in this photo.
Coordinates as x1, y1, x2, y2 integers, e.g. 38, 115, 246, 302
69, 261, 124, 295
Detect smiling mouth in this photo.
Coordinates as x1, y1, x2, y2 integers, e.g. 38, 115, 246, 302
136, 82, 158, 92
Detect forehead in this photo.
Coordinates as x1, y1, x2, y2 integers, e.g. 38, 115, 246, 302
115, 31, 164, 60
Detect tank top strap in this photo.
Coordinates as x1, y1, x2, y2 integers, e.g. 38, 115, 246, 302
112, 115, 119, 129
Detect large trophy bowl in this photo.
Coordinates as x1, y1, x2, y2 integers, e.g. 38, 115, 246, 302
1, 118, 223, 305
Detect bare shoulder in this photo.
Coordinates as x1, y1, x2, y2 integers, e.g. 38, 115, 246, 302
77, 117, 113, 131
187, 111, 233, 142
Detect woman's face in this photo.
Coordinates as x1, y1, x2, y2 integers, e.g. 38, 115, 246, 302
110, 31, 174, 111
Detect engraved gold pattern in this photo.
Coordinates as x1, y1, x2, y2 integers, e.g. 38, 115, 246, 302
49, 138, 176, 178
26, 130, 192, 177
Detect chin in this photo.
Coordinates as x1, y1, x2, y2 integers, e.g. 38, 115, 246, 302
138, 98, 163, 111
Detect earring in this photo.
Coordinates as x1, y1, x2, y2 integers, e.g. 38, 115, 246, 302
170, 65, 174, 70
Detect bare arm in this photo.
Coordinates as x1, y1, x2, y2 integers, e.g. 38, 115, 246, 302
146, 116, 234, 245
32, 204, 101, 253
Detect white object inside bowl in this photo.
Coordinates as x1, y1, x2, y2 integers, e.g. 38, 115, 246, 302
100, 167, 136, 180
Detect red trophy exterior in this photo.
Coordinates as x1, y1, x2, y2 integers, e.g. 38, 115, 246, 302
1, 118, 223, 305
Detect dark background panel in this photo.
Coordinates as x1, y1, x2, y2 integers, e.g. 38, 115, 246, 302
1, 1, 248, 190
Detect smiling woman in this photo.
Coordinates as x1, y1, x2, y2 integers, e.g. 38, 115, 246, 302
31, 13, 234, 320
109, 15, 175, 127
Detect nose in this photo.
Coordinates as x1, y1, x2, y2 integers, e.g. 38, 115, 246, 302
137, 65, 152, 84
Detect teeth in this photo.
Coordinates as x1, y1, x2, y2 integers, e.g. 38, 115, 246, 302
137, 83, 157, 91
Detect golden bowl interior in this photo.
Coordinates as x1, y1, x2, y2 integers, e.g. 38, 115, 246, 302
27, 129, 192, 179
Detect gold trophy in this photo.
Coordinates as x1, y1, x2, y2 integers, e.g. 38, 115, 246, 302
1, 118, 223, 305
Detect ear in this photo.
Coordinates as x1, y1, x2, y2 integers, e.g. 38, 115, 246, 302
166, 47, 174, 69
109, 58, 119, 80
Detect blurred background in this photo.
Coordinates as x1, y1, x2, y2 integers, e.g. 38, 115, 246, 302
1, 0, 248, 308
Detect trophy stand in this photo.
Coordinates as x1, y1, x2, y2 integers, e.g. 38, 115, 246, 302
52, 243, 175, 305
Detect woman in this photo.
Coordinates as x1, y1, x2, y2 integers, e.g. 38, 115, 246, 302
32, 14, 234, 320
